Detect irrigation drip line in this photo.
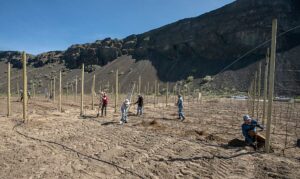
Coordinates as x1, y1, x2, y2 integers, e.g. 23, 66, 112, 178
12, 122, 145, 179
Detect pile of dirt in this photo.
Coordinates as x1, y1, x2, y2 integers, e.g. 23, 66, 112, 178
149, 120, 158, 126
228, 138, 246, 147
139, 120, 165, 130
183, 130, 206, 137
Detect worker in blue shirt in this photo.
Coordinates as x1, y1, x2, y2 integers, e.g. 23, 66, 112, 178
242, 115, 264, 149
176, 94, 185, 121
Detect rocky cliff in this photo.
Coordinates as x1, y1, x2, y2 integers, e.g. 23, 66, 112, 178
0, 0, 299, 95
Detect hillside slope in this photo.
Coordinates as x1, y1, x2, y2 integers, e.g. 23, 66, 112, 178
0, 0, 299, 95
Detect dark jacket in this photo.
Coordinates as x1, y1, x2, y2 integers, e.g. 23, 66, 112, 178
135, 96, 143, 107
242, 119, 263, 144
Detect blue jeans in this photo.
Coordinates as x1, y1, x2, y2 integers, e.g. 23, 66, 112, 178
178, 107, 185, 119
121, 108, 128, 122
137, 106, 143, 115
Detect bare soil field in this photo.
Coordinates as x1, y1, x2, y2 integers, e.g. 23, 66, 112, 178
0, 95, 299, 179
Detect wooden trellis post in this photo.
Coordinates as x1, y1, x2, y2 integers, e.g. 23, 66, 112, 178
7, 62, 11, 116
138, 75, 141, 94
252, 72, 257, 117
147, 82, 149, 95
166, 82, 169, 107
107, 81, 110, 94
50, 79, 53, 100
66, 83, 69, 101
71, 83, 74, 94
22, 52, 28, 121
80, 64, 84, 116
262, 48, 270, 125
248, 81, 253, 115
154, 80, 157, 107
91, 74, 95, 110
75, 76, 78, 102
33, 83, 36, 98
17, 82, 20, 97
59, 71, 62, 112
115, 69, 118, 113
53, 77, 56, 101
265, 19, 277, 153
257, 62, 262, 119
157, 82, 160, 96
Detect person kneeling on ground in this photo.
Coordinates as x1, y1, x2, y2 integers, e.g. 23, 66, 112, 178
134, 94, 144, 116
176, 94, 185, 121
242, 115, 264, 149
120, 99, 130, 124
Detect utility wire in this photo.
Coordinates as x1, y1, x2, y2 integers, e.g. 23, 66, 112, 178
216, 24, 300, 76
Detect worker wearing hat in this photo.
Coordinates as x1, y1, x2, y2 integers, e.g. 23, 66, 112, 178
242, 115, 264, 149
176, 94, 185, 121
120, 99, 130, 124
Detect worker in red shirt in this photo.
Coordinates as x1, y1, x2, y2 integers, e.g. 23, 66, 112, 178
100, 92, 108, 117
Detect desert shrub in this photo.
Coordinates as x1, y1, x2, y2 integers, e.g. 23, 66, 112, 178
202, 75, 213, 83
186, 76, 194, 83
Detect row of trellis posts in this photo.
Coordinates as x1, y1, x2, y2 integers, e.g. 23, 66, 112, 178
5, 55, 181, 118
5, 19, 280, 153
247, 19, 278, 153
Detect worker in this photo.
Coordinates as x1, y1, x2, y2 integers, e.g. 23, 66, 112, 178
176, 94, 185, 121
134, 94, 144, 116
120, 99, 130, 124
44, 88, 49, 99
19, 90, 30, 102
101, 92, 108, 117
242, 115, 264, 149
19, 89, 23, 101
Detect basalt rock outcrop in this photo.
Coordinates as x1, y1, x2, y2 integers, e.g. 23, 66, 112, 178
1, 0, 299, 94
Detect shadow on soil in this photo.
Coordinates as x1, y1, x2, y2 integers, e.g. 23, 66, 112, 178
101, 121, 119, 126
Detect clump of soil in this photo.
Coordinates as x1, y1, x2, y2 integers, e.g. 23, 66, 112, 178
205, 134, 224, 142
183, 130, 206, 137
149, 120, 158, 126
139, 120, 165, 130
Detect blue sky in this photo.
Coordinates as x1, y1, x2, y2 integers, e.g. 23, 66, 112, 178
0, 0, 234, 54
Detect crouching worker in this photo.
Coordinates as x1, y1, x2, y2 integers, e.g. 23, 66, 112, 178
120, 99, 130, 124
135, 94, 144, 116
242, 115, 264, 150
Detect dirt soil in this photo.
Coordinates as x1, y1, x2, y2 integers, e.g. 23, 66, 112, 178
0, 96, 299, 179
